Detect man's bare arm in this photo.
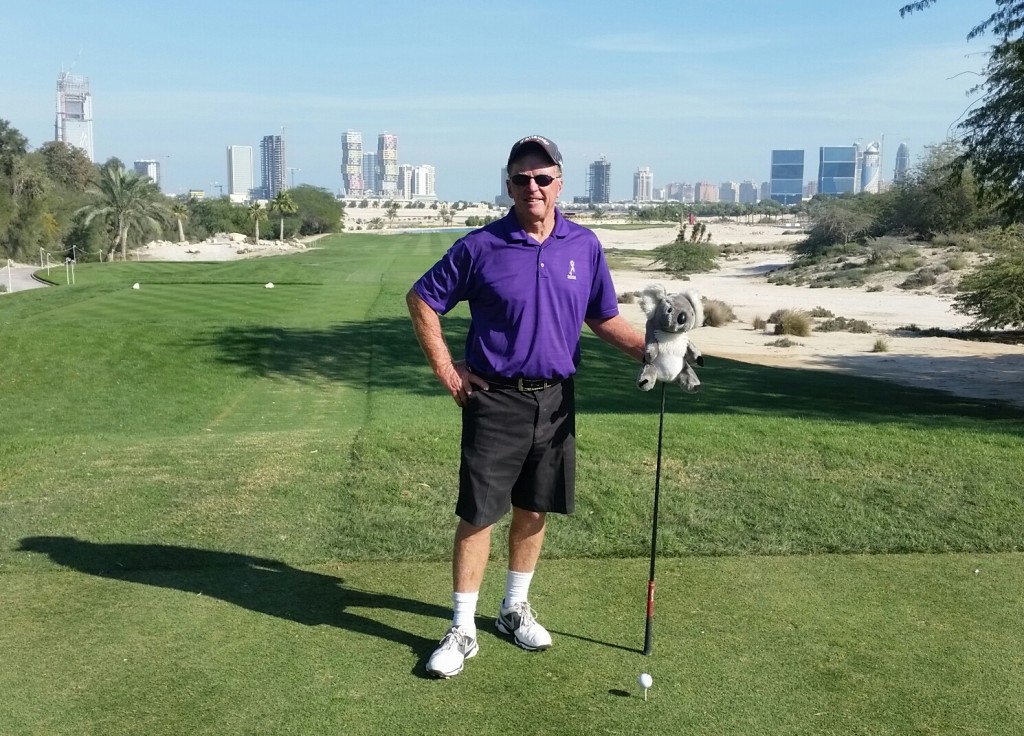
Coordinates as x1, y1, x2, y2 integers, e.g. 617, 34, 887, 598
585, 314, 645, 362
406, 288, 487, 406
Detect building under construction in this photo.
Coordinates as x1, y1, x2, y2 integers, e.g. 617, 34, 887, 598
55, 72, 94, 161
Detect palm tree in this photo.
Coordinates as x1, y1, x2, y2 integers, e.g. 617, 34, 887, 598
247, 202, 267, 244
269, 190, 298, 240
171, 202, 188, 243
77, 163, 168, 261
384, 201, 399, 228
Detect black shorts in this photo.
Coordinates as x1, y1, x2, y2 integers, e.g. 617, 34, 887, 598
456, 378, 576, 527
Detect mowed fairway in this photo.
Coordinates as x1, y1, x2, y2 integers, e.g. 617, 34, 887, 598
2, 232, 1024, 735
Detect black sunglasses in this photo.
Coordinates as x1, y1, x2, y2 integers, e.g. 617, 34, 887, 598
509, 173, 560, 187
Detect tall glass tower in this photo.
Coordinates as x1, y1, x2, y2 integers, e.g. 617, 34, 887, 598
587, 157, 612, 204
894, 142, 911, 183
818, 146, 858, 195
260, 133, 286, 199
769, 150, 804, 205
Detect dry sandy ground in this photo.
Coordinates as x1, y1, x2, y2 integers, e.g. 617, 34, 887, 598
593, 222, 1024, 409
13, 222, 1020, 408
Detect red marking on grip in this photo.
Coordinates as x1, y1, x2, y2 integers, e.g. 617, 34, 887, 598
646, 581, 656, 616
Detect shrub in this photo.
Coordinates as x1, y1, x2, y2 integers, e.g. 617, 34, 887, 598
618, 291, 637, 304
898, 268, 939, 290
808, 306, 834, 318
752, 316, 767, 331
766, 337, 796, 347
817, 316, 872, 333
0, 284, 7, 293
866, 284, 884, 292
702, 298, 735, 326
871, 338, 890, 353
775, 310, 811, 337
650, 241, 720, 275
945, 254, 969, 270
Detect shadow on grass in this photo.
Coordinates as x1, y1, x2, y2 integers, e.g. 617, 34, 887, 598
17, 536, 447, 674
198, 315, 1024, 427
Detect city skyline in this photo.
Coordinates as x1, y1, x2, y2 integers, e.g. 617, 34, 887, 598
2, 1, 987, 201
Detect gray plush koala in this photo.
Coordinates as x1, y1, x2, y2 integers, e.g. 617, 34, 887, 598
636, 284, 705, 392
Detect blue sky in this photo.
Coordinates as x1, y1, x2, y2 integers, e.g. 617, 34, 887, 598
1, 1, 989, 201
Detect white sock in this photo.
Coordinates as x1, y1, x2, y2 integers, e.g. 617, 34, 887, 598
504, 569, 534, 608
452, 591, 478, 637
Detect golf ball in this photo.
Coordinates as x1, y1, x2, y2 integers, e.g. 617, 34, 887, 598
638, 673, 653, 689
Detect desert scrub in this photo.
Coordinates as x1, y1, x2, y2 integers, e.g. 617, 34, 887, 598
817, 316, 872, 333
618, 291, 637, 304
866, 284, 884, 292
809, 306, 834, 318
702, 298, 735, 326
766, 337, 797, 347
753, 316, 767, 331
899, 268, 939, 290
773, 310, 811, 337
871, 338, 890, 353
945, 254, 969, 270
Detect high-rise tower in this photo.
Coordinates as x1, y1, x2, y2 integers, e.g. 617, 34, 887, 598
342, 131, 364, 196
55, 72, 94, 161
133, 160, 161, 189
587, 157, 611, 204
227, 145, 254, 201
377, 133, 399, 196
260, 132, 287, 199
769, 150, 804, 205
633, 167, 653, 201
894, 142, 911, 183
860, 141, 882, 194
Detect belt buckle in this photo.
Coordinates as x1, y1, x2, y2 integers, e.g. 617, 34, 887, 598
516, 377, 529, 392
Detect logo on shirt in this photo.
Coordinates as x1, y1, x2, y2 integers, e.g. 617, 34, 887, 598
567, 260, 577, 280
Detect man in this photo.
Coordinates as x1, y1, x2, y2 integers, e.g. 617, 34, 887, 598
407, 135, 644, 678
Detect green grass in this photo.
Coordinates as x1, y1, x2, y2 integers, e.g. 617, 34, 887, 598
2, 232, 1024, 734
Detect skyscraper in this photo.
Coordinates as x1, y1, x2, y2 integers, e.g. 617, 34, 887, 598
860, 141, 882, 194
342, 131, 364, 196
412, 165, 435, 199
133, 160, 161, 189
398, 164, 414, 199
719, 181, 738, 203
495, 167, 513, 207
227, 145, 254, 202
55, 72, 94, 161
633, 167, 653, 201
587, 157, 611, 204
738, 181, 758, 204
260, 133, 286, 199
362, 152, 378, 195
818, 145, 858, 196
695, 181, 719, 203
769, 149, 804, 205
377, 133, 399, 196
894, 142, 911, 183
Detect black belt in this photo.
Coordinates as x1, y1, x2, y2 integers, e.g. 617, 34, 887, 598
482, 375, 563, 392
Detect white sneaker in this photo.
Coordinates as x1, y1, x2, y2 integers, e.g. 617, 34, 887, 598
495, 599, 552, 651
426, 626, 479, 678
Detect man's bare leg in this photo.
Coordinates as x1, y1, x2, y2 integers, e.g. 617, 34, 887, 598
454, 518, 493, 592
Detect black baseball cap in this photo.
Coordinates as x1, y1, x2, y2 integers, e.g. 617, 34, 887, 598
507, 135, 563, 169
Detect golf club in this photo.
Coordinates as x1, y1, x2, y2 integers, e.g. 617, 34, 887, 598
643, 382, 667, 656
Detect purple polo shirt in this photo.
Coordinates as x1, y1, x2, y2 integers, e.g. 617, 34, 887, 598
413, 208, 620, 379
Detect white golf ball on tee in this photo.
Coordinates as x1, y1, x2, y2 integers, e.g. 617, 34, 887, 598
638, 673, 653, 689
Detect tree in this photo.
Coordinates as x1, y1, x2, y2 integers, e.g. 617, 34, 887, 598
36, 141, 93, 191
171, 202, 188, 243
247, 201, 266, 243
805, 198, 876, 248
0, 119, 28, 179
901, 1, 1024, 220
77, 163, 168, 261
953, 231, 1024, 328
269, 190, 298, 240
384, 201, 399, 228
288, 185, 345, 234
